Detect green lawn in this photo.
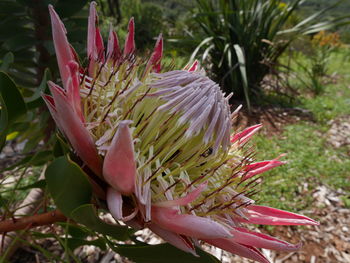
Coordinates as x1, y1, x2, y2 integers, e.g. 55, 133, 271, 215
253, 48, 350, 212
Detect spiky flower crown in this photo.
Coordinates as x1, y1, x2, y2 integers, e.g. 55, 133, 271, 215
42, 2, 318, 262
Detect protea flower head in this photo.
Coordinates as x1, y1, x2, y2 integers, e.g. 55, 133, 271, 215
43, 2, 318, 262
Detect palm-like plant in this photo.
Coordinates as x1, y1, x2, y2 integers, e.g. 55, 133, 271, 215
191, 0, 349, 108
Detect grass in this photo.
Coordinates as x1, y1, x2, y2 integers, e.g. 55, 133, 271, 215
253, 47, 350, 212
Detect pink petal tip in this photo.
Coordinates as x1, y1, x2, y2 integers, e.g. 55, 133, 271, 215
124, 17, 135, 55
103, 120, 136, 195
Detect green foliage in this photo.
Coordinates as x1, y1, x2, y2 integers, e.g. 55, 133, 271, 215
0, 71, 26, 150
54, 0, 88, 18
253, 48, 350, 212
0, 0, 88, 87
190, 0, 350, 107
0, 0, 90, 158
133, 2, 165, 50
296, 0, 350, 26
114, 243, 221, 263
2, 150, 52, 172
292, 51, 326, 95
45, 157, 130, 241
289, 31, 343, 95
64, 236, 107, 251
117, 0, 166, 51
341, 195, 350, 208
71, 204, 131, 240
256, 122, 350, 210
45, 157, 93, 217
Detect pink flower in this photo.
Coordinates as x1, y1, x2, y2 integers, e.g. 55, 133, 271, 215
43, 2, 318, 262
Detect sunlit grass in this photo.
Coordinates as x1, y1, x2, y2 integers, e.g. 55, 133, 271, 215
254, 48, 350, 212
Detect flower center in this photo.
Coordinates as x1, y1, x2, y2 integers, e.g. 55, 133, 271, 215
80, 60, 252, 217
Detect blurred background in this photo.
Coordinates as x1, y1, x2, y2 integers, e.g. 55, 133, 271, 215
0, 0, 349, 262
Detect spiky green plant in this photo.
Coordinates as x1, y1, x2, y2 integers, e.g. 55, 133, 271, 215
191, 0, 349, 108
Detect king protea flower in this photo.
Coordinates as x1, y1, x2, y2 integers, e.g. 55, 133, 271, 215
43, 2, 318, 262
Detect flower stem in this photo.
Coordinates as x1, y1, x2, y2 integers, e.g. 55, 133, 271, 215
0, 210, 66, 233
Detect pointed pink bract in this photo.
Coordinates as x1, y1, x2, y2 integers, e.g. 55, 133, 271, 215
95, 27, 105, 62
149, 224, 197, 256
103, 121, 136, 195
66, 60, 84, 121
87, 1, 97, 59
146, 34, 163, 73
48, 5, 75, 89
124, 17, 135, 55
231, 124, 262, 144
42, 94, 56, 109
188, 61, 199, 72
204, 238, 270, 263
107, 25, 121, 60
154, 182, 207, 208
231, 227, 301, 251
48, 81, 102, 176
243, 157, 286, 180
87, 1, 99, 75
42, 94, 63, 132
151, 206, 232, 239
238, 205, 319, 226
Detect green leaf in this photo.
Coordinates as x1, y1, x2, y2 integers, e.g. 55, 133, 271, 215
26, 68, 51, 109
31, 231, 57, 239
65, 237, 107, 251
18, 179, 46, 191
0, 27, 33, 42
0, 195, 9, 207
45, 157, 92, 217
0, 0, 25, 15
2, 150, 53, 172
0, 52, 14, 71
2, 35, 36, 52
233, 44, 250, 111
190, 37, 214, 62
341, 195, 350, 208
0, 71, 26, 150
5, 131, 18, 140
114, 243, 221, 263
55, 0, 88, 18
61, 222, 90, 239
46, 157, 130, 241
53, 134, 70, 158
0, 71, 26, 121
70, 204, 130, 241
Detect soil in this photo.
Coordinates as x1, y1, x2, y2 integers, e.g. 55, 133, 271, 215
232, 105, 315, 136
326, 115, 350, 149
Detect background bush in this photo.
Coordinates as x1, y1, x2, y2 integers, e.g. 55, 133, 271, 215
188, 0, 349, 108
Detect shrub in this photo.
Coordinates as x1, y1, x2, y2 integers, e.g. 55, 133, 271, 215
190, 0, 349, 108
296, 30, 342, 95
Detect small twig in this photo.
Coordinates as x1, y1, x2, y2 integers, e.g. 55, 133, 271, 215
0, 210, 66, 233
0, 166, 46, 257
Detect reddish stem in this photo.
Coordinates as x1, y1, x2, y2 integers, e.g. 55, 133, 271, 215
0, 210, 66, 233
